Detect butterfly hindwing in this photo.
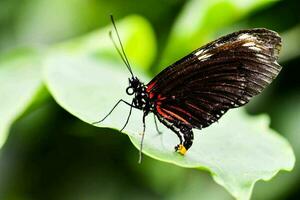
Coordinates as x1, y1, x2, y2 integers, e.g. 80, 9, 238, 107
147, 28, 282, 129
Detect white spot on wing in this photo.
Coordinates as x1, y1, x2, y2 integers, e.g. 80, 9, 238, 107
242, 42, 255, 47
256, 54, 268, 59
240, 100, 246, 104
256, 54, 269, 63
214, 43, 221, 47
194, 49, 205, 56
249, 46, 261, 52
238, 33, 252, 40
197, 53, 213, 61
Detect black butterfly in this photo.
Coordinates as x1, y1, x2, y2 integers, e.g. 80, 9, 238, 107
94, 16, 282, 162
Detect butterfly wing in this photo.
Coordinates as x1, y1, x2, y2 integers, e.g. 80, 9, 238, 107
147, 28, 282, 129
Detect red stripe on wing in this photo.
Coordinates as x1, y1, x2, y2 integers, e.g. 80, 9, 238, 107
156, 104, 191, 125
162, 108, 190, 125
156, 105, 174, 121
168, 105, 193, 119
146, 80, 156, 92
146, 80, 157, 99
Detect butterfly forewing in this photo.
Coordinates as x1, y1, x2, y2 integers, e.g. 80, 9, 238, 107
147, 28, 282, 129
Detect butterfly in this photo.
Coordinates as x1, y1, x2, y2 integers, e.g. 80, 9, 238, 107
93, 16, 282, 162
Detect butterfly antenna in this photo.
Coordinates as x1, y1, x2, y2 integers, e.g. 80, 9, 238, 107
110, 15, 134, 77
109, 31, 133, 76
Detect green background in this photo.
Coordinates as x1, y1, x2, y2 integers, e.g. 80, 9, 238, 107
0, 0, 299, 199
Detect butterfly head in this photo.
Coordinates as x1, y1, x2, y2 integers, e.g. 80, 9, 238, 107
126, 77, 143, 96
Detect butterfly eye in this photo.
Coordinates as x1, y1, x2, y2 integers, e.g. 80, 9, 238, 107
126, 86, 134, 95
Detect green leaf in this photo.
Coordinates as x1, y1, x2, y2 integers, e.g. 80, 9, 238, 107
159, 0, 278, 69
44, 53, 294, 200
0, 49, 42, 148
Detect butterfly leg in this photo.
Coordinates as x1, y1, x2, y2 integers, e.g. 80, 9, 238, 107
92, 99, 135, 125
153, 114, 162, 135
138, 112, 147, 164
119, 99, 134, 132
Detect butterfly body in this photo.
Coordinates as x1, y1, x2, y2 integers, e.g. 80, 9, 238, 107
126, 76, 195, 154
97, 18, 282, 159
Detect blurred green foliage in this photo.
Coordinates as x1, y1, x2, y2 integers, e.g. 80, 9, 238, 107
0, 0, 299, 200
